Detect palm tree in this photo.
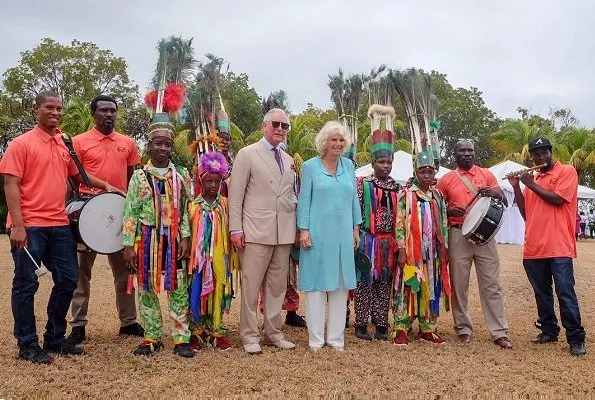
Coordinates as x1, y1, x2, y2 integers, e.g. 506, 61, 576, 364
60, 100, 93, 136
490, 119, 566, 165
560, 127, 595, 184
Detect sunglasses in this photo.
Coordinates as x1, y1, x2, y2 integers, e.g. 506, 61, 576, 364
271, 121, 290, 130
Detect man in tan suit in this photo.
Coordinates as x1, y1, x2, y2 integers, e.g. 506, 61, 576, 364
229, 108, 297, 354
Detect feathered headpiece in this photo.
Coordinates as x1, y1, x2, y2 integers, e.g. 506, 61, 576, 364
390, 68, 441, 170
197, 151, 229, 178
368, 104, 396, 162
144, 39, 188, 140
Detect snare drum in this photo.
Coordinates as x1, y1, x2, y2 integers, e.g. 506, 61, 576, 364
461, 197, 505, 246
66, 192, 126, 254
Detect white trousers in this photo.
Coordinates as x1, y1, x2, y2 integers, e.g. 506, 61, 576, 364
305, 289, 349, 348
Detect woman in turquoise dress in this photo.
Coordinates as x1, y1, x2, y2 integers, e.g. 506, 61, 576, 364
297, 121, 362, 351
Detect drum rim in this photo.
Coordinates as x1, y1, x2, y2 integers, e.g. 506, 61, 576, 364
462, 197, 491, 235
77, 192, 126, 255
463, 198, 506, 244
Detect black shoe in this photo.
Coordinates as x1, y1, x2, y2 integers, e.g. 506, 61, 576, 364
531, 332, 558, 344
570, 342, 587, 357
285, 311, 307, 328
44, 340, 85, 356
133, 340, 163, 356
355, 325, 373, 341
19, 343, 54, 364
174, 343, 195, 358
119, 323, 144, 337
374, 326, 388, 341
67, 326, 86, 345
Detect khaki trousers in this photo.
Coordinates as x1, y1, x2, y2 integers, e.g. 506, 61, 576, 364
240, 243, 290, 345
70, 251, 138, 328
448, 228, 509, 340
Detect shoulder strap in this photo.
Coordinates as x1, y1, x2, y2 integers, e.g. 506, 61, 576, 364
455, 170, 477, 194
62, 134, 93, 189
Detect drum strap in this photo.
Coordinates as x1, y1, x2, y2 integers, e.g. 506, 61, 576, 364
62, 134, 94, 190
455, 171, 477, 194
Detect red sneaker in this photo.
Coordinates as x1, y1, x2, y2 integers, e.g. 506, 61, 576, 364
393, 330, 409, 346
211, 335, 233, 351
418, 331, 446, 345
189, 335, 202, 352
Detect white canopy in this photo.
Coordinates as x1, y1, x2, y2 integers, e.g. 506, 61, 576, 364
355, 150, 451, 184
489, 160, 595, 245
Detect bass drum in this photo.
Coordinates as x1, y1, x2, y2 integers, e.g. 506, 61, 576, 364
66, 192, 126, 254
461, 197, 505, 246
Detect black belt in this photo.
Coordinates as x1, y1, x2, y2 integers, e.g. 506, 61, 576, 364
451, 224, 463, 229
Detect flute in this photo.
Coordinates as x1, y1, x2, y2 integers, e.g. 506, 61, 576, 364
502, 163, 547, 180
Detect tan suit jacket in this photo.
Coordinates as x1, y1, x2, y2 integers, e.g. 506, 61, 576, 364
229, 138, 297, 245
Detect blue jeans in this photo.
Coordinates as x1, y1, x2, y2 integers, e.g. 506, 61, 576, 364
523, 257, 586, 344
11, 226, 79, 347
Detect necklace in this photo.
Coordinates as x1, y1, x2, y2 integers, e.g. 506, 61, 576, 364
321, 157, 338, 175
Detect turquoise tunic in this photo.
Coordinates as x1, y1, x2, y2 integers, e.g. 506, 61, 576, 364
297, 157, 362, 291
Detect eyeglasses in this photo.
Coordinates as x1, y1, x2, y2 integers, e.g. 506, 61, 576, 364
271, 121, 290, 131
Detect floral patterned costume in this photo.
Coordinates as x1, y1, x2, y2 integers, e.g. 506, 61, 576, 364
123, 161, 192, 345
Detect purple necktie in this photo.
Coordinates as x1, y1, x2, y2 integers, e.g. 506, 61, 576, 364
273, 147, 283, 173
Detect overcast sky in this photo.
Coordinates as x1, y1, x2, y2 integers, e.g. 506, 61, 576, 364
1, 0, 594, 126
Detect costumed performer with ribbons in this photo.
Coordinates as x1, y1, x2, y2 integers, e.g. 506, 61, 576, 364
186, 149, 240, 352
122, 54, 194, 357
354, 104, 401, 341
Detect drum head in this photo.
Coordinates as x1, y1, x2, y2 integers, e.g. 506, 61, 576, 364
462, 197, 491, 236
78, 192, 126, 254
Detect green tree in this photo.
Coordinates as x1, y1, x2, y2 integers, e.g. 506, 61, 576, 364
490, 119, 558, 165
559, 127, 595, 185
3, 38, 138, 111
430, 71, 501, 167
222, 72, 262, 135
0, 90, 31, 154
60, 100, 93, 136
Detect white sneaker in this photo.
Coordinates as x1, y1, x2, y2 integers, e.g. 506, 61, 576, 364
265, 339, 296, 350
330, 346, 345, 352
243, 343, 262, 355
309, 346, 322, 352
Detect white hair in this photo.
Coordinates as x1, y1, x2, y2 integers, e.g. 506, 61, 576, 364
263, 108, 287, 123
315, 121, 352, 156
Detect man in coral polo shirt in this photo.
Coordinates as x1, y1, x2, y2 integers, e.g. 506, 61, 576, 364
67, 95, 144, 345
438, 139, 512, 349
508, 137, 586, 357
0, 92, 116, 364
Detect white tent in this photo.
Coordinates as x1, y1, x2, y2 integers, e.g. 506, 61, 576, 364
489, 160, 595, 245
355, 150, 451, 184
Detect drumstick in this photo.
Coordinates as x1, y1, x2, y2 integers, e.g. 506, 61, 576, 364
23, 247, 49, 277
463, 191, 481, 211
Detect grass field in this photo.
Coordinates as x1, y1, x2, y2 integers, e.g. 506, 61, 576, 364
1, 236, 594, 398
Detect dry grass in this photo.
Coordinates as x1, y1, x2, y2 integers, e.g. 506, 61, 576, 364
1, 235, 595, 398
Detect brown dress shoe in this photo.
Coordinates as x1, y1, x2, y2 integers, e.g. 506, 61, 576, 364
458, 334, 472, 343
495, 337, 513, 349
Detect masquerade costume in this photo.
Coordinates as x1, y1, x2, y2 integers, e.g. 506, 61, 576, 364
354, 105, 400, 340
187, 152, 240, 350
123, 41, 192, 355
391, 70, 450, 345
